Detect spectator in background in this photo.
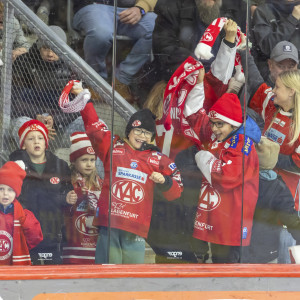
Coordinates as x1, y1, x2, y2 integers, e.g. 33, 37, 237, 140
11, 25, 85, 146
0, 1, 30, 63
22, 0, 67, 28
251, 0, 300, 80
0, 160, 43, 265
9, 119, 74, 265
152, 0, 223, 83
265, 40, 299, 87
72, 0, 157, 103
220, 0, 247, 32
250, 0, 265, 16
242, 137, 300, 264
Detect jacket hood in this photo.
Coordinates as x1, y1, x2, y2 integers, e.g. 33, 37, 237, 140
235, 116, 262, 144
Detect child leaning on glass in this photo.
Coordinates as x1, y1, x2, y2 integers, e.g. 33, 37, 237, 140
62, 132, 103, 264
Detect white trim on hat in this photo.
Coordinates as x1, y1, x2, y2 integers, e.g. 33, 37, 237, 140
70, 140, 93, 153
70, 133, 89, 142
19, 124, 48, 146
208, 111, 242, 127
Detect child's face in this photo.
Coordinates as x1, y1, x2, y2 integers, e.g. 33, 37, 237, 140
0, 184, 16, 209
128, 127, 153, 149
74, 154, 96, 177
209, 118, 236, 141
40, 47, 59, 62
22, 131, 46, 161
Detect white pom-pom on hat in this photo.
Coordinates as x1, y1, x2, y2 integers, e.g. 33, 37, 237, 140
194, 43, 214, 60
14, 160, 26, 171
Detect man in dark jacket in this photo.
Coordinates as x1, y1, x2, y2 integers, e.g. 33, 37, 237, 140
251, 0, 300, 79
152, 0, 223, 82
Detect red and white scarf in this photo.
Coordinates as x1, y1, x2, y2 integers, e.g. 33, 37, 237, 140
162, 56, 204, 147
194, 17, 246, 82
59, 80, 91, 113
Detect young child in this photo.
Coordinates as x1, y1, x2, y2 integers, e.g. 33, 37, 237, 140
242, 137, 300, 263
0, 161, 43, 265
62, 132, 103, 264
183, 68, 261, 263
9, 119, 74, 265
59, 83, 183, 264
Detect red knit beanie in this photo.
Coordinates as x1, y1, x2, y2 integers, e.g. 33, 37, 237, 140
18, 120, 49, 149
70, 132, 95, 162
0, 161, 26, 197
208, 93, 243, 127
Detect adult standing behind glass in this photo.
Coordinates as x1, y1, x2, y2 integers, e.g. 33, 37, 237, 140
152, 0, 223, 82
251, 0, 300, 80
72, 0, 157, 104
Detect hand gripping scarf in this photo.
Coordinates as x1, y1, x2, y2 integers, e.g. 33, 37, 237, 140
162, 56, 204, 148
59, 80, 91, 113
194, 17, 246, 83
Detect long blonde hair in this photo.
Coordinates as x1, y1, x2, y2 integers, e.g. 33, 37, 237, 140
70, 160, 100, 190
143, 80, 167, 120
278, 70, 300, 145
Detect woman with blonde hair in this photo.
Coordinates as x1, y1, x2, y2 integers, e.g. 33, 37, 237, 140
250, 69, 300, 205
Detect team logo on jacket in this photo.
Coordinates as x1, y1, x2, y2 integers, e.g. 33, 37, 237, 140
87, 146, 95, 154
116, 167, 147, 183
50, 177, 60, 184
198, 183, 221, 211
75, 213, 98, 236
148, 157, 159, 167
0, 230, 12, 261
132, 120, 141, 127
112, 180, 144, 204
130, 161, 138, 169
113, 148, 125, 155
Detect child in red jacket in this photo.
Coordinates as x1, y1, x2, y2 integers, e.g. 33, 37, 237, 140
0, 161, 43, 265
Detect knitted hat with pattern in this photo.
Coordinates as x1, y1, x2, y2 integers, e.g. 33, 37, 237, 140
70, 132, 95, 162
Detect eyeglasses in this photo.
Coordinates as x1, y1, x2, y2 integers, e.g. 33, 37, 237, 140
209, 120, 225, 128
132, 128, 153, 139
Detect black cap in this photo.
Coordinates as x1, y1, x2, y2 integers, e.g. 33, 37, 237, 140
125, 108, 156, 141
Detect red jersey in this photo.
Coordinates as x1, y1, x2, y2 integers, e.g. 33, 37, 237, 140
62, 175, 102, 264
0, 203, 43, 265
187, 108, 260, 246
250, 83, 300, 208
80, 103, 183, 238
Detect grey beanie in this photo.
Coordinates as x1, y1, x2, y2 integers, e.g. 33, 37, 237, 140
36, 25, 67, 49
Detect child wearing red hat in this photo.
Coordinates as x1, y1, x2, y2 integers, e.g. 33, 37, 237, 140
0, 160, 43, 265
182, 69, 261, 263
9, 119, 74, 265
62, 132, 103, 264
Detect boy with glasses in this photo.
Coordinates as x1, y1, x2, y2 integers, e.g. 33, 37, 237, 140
183, 68, 261, 262
61, 84, 183, 264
